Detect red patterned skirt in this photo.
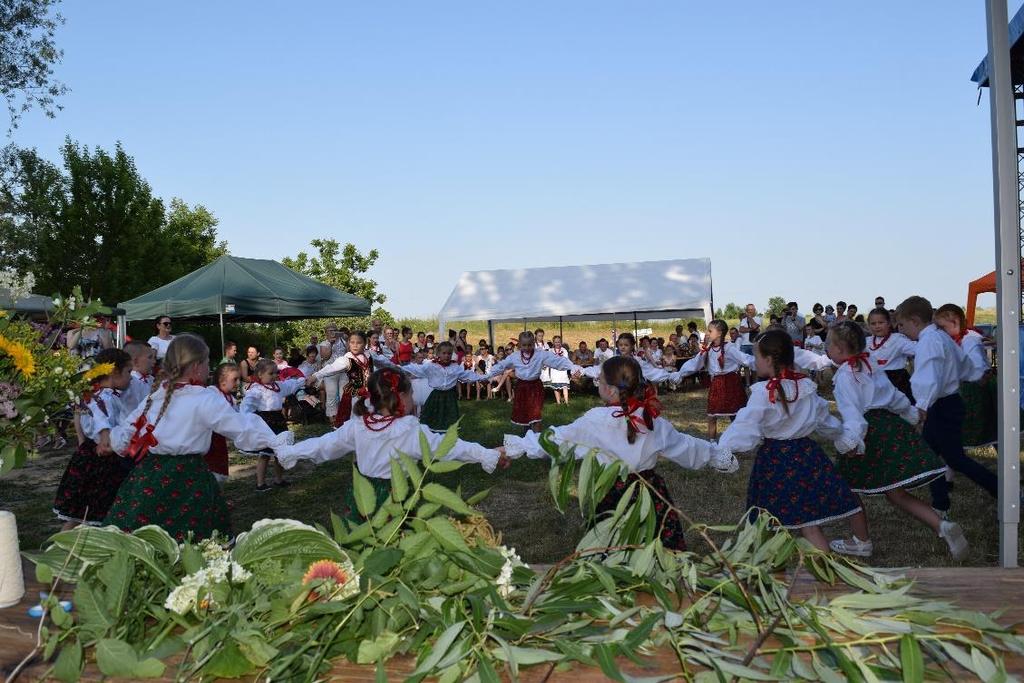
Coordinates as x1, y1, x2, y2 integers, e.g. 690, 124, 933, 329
511, 379, 545, 426
204, 434, 230, 477
53, 439, 132, 525
707, 372, 747, 417
595, 469, 686, 550
334, 390, 354, 428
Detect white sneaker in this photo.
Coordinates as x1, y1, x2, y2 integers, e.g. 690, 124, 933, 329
939, 520, 968, 560
829, 535, 873, 558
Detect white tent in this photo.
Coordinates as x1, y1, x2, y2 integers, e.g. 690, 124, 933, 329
438, 258, 713, 341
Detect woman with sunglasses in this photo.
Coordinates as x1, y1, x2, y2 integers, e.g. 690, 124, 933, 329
147, 316, 175, 363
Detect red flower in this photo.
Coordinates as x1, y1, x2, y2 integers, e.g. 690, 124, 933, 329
142, 487, 155, 496
170, 490, 180, 499
155, 504, 166, 514
161, 476, 171, 486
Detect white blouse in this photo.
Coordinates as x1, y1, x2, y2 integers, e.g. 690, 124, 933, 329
111, 384, 288, 456
376, 356, 479, 390
120, 370, 155, 415
718, 378, 842, 454
910, 325, 964, 411
579, 355, 681, 385
793, 347, 834, 372
81, 388, 125, 441
959, 331, 989, 383
240, 378, 305, 413
274, 414, 500, 478
147, 335, 174, 361
831, 361, 918, 454
503, 406, 737, 473
314, 352, 373, 383
678, 342, 754, 378
547, 347, 572, 383
866, 333, 916, 372
483, 349, 579, 382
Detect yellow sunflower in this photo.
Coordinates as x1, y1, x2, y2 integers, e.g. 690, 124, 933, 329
83, 362, 115, 381
0, 335, 35, 377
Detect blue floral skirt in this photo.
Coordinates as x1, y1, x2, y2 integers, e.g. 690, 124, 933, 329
747, 437, 861, 529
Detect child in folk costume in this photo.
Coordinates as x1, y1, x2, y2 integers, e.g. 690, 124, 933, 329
581, 333, 685, 387
934, 304, 997, 447
825, 322, 965, 559
481, 330, 582, 432
204, 363, 240, 484
717, 330, 870, 553
547, 336, 572, 404
241, 358, 305, 492
120, 340, 156, 414
108, 334, 289, 541
274, 368, 509, 523
313, 331, 375, 427
866, 308, 916, 401
894, 297, 997, 516
503, 357, 738, 550
676, 320, 755, 440
53, 348, 134, 529
373, 341, 482, 432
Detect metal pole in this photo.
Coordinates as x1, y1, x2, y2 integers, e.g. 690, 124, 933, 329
219, 313, 225, 361
487, 320, 494, 350
559, 316, 563, 340
633, 312, 638, 337
984, 0, 1021, 567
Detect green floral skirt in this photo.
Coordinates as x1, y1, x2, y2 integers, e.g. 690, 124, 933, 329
104, 453, 231, 542
343, 474, 392, 525
420, 388, 460, 432
961, 373, 997, 447
837, 409, 947, 495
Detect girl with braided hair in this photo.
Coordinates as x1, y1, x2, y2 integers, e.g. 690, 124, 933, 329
53, 348, 133, 529
825, 322, 965, 559
107, 333, 291, 541
675, 320, 755, 440
275, 367, 509, 524
717, 330, 869, 554
503, 356, 737, 551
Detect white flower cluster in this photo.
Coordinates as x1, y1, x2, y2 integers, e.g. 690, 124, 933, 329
164, 555, 251, 615
496, 546, 526, 598
0, 269, 35, 302
198, 537, 229, 563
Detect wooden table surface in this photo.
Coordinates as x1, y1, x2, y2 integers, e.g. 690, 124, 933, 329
2, 561, 1022, 681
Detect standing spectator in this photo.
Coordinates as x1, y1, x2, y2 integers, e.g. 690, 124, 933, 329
809, 304, 828, 340
397, 326, 414, 365
370, 318, 383, 337
874, 296, 886, 309
737, 304, 762, 353
548, 336, 572, 405
847, 304, 859, 321
220, 341, 238, 366
239, 346, 260, 383
824, 305, 837, 326
147, 316, 175, 362
782, 302, 804, 343
414, 331, 428, 354
834, 301, 848, 325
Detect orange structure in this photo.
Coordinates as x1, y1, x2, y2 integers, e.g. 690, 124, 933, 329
965, 259, 1024, 326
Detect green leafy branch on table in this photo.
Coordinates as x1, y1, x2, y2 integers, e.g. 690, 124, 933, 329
16, 424, 1024, 682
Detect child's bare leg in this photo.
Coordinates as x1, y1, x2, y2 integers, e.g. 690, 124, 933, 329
256, 455, 268, 487
707, 417, 717, 440
801, 525, 830, 552
561, 388, 569, 404
531, 421, 543, 433
849, 508, 870, 541
885, 488, 941, 532
273, 458, 285, 484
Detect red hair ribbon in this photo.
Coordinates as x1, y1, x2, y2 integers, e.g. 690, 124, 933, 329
766, 368, 807, 404
612, 385, 661, 433
126, 412, 159, 463
357, 386, 370, 399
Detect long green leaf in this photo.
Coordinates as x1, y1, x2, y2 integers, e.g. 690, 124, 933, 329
422, 482, 475, 516
413, 621, 466, 675
389, 459, 409, 502
900, 634, 923, 683
352, 467, 378, 519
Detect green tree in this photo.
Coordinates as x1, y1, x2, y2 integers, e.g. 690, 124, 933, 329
0, 0, 69, 131
282, 238, 386, 306
0, 139, 227, 303
766, 296, 787, 318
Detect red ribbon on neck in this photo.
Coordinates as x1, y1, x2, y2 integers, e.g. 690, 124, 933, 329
869, 333, 890, 351
611, 385, 661, 433
702, 343, 725, 369
766, 369, 807, 404
845, 352, 871, 380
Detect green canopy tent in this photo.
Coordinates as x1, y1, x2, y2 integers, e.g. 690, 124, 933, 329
117, 255, 371, 350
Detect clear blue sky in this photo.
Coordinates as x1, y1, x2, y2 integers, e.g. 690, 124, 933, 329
11, 1, 1013, 317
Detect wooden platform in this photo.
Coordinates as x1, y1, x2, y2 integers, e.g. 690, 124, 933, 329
2, 561, 1022, 681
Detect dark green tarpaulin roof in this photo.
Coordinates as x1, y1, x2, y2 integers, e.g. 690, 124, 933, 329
118, 255, 371, 322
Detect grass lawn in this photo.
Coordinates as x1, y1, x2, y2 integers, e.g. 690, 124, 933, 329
3, 383, 1021, 567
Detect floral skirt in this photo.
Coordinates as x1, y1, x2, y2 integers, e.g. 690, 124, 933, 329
342, 475, 392, 525
747, 437, 861, 529
961, 374, 997, 447
836, 410, 947, 494
420, 388, 460, 432
595, 469, 686, 551
104, 453, 231, 542
53, 439, 132, 525
512, 379, 545, 426
708, 372, 747, 417
885, 369, 914, 403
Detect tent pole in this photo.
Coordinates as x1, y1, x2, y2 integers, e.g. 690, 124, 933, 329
559, 316, 563, 340
116, 314, 126, 348
219, 313, 225, 361
487, 320, 494, 351
633, 312, 638, 337
984, 0, 1021, 568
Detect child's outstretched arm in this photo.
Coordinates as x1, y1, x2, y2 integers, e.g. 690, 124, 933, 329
717, 389, 769, 456
280, 377, 307, 398
653, 418, 738, 472
831, 372, 868, 454
274, 419, 357, 469
481, 355, 513, 381
417, 425, 504, 472
793, 347, 833, 372
313, 355, 352, 383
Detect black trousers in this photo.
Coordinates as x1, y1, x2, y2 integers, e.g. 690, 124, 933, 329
924, 393, 998, 512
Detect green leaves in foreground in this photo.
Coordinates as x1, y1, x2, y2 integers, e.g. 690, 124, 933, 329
26, 423, 1024, 682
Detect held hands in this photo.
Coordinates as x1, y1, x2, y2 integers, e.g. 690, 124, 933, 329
96, 431, 113, 456
496, 446, 511, 470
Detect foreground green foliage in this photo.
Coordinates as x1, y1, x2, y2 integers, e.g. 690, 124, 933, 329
20, 425, 1024, 681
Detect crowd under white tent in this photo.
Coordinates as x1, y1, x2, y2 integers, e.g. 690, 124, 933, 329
437, 258, 713, 348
